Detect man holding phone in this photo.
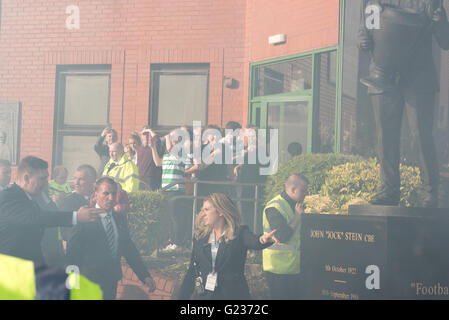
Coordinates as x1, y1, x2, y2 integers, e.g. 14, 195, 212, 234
138, 126, 163, 190
94, 124, 118, 176
262, 173, 309, 300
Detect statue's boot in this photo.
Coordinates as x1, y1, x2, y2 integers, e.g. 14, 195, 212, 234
370, 188, 400, 206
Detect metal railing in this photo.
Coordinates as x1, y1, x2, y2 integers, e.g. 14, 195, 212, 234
161, 178, 267, 242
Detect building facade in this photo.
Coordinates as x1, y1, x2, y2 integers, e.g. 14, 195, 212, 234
0, 0, 447, 176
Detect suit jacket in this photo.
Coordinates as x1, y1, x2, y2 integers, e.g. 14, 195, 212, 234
34, 191, 66, 268
0, 184, 73, 266
178, 225, 271, 300
94, 135, 110, 175
66, 212, 150, 289
57, 192, 90, 241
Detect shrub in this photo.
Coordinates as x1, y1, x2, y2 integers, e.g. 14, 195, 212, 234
303, 194, 339, 214
264, 154, 426, 215
320, 159, 424, 213
127, 191, 170, 256
264, 153, 363, 203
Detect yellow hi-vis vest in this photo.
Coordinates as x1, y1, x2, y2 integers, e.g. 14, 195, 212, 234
262, 194, 301, 275
103, 154, 140, 193
0, 254, 103, 300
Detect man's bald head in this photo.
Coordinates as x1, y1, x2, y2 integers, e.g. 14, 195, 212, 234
109, 142, 124, 162
285, 173, 309, 203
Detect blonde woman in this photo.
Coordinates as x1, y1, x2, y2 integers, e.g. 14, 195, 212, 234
178, 193, 279, 300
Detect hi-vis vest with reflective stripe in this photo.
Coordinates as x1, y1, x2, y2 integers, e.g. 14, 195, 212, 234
262, 194, 301, 275
0, 254, 103, 300
103, 154, 140, 193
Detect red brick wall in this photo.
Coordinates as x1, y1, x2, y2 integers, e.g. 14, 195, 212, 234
0, 0, 340, 170
246, 0, 340, 62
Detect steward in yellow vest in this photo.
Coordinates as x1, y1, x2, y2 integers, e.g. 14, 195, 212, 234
103, 143, 140, 193
0, 253, 102, 300
262, 173, 308, 300
48, 180, 71, 199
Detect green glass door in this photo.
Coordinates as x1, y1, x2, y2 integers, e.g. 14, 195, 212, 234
252, 96, 312, 164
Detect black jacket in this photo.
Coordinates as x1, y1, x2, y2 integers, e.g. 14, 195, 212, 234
178, 225, 271, 300
0, 184, 73, 266
94, 135, 110, 175
57, 192, 90, 241
66, 212, 150, 290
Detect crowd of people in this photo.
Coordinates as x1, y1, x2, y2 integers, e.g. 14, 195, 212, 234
94, 122, 273, 251
0, 121, 307, 300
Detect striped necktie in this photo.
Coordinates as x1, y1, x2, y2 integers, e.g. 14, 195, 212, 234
104, 214, 116, 257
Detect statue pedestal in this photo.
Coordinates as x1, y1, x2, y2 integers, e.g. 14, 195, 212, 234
300, 206, 449, 299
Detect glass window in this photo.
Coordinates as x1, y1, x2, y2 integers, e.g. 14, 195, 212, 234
253, 56, 313, 97
150, 64, 209, 128
317, 51, 337, 153
64, 75, 109, 126
61, 135, 100, 178
267, 101, 309, 163
53, 65, 111, 177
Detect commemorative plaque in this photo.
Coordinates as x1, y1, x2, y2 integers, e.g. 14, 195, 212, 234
0, 102, 21, 165
300, 206, 449, 299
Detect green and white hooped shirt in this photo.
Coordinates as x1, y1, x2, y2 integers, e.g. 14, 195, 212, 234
162, 152, 192, 192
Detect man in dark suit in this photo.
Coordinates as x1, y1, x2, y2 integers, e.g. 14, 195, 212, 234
34, 185, 66, 268
56, 164, 98, 251
0, 156, 104, 266
359, 0, 449, 207
66, 177, 156, 300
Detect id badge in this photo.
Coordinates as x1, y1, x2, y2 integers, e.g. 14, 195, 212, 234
205, 272, 217, 292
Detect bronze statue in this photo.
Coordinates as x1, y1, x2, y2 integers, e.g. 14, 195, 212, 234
359, 0, 449, 207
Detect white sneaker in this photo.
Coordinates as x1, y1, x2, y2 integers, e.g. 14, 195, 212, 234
162, 244, 178, 252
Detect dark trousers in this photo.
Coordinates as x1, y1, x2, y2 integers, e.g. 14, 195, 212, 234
165, 191, 192, 247
371, 90, 439, 195
265, 272, 302, 300
99, 280, 118, 300
237, 185, 255, 231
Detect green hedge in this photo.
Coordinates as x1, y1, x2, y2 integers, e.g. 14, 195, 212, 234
320, 159, 423, 212
264, 153, 363, 203
265, 154, 426, 214
127, 191, 170, 256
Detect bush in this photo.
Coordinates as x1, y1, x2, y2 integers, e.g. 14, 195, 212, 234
320, 159, 424, 213
127, 191, 170, 256
264, 154, 426, 215
264, 153, 363, 203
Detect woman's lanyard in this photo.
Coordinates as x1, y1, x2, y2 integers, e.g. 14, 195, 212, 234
211, 230, 222, 273
205, 230, 224, 292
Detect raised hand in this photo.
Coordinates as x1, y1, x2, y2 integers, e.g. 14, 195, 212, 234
259, 229, 280, 245
76, 206, 105, 223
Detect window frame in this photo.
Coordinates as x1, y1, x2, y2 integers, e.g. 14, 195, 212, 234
249, 47, 339, 154
149, 63, 210, 132
52, 64, 112, 170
